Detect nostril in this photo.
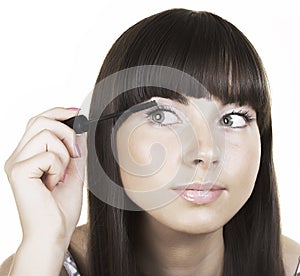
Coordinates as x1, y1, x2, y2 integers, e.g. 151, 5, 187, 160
212, 160, 219, 165
193, 159, 219, 166
193, 159, 202, 165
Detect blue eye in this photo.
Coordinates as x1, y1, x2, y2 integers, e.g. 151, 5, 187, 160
146, 106, 181, 126
221, 110, 254, 128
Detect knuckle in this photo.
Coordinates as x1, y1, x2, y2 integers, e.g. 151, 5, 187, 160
39, 128, 55, 139
8, 162, 22, 183
27, 115, 49, 130
46, 151, 64, 169
4, 158, 11, 174
30, 130, 56, 149
46, 151, 59, 163
64, 126, 76, 141
34, 116, 48, 126
58, 146, 71, 168
26, 115, 38, 128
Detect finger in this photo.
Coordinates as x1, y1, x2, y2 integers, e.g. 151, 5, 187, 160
52, 134, 87, 207
52, 158, 85, 204
26, 107, 80, 129
54, 133, 87, 194
14, 129, 71, 170
15, 115, 80, 158
8, 151, 65, 192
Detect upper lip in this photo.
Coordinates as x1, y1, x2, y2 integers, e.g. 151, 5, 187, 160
172, 183, 225, 191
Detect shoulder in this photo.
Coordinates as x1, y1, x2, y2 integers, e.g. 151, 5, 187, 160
0, 253, 14, 275
281, 235, 300, 275
70, 223, 88, 249
68, 223, 89, 274
0, 224, 88, 276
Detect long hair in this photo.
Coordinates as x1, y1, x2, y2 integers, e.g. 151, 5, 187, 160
86, 9, 285, 275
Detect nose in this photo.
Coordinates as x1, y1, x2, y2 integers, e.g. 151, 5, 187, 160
192, 147, 220, 168
181, 119, 222, 170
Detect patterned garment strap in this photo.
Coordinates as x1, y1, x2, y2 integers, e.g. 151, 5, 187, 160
63, 250, 81, 276
295, 256, 300, 276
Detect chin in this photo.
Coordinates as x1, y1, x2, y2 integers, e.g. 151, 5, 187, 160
172, 217, 226, 235
146, 204, 230, 235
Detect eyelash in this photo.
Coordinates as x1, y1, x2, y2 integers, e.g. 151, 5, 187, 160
225, 109, 254, 121
144, 105, 255, 127
144, 105, 180, 126
221, 109, 255, 127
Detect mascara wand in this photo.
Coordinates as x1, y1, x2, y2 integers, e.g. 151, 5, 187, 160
62, 100, 157, 134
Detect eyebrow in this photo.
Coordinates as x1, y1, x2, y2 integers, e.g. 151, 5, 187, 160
153, 95, 190, 106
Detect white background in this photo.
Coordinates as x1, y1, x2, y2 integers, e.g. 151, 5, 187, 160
0, 0, 299, 264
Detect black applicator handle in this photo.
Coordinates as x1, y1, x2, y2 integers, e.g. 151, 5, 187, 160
61, 100, 157, 134
62, 114, 89, 134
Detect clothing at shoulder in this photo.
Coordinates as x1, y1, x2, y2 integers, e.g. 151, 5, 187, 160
66, 223, 88, 275
64, 250, 81, 276
281, 235, 300, 275
296, 259, 300, 276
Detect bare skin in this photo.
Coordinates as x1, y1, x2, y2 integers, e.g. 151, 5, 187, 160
66, 225, 300, 276
135, 214, 224, 276
1, 103, 299, 276
116, 96, 259, 275
1, 223, 300, 275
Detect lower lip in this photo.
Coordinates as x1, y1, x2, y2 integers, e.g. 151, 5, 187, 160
173, 189, 225, 205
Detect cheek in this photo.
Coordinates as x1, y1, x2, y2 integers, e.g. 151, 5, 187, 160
223, 127, 261, 204
116, 123, 183, 193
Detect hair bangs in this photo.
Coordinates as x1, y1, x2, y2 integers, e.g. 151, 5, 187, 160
94, 9, 270, 132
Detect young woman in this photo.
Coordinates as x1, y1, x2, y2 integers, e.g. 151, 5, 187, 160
1, 8, 300, 276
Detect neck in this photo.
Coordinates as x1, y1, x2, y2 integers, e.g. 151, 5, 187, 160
136, 213, 224, 276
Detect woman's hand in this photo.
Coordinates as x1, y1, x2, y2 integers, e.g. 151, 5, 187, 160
4, 107, 86, 248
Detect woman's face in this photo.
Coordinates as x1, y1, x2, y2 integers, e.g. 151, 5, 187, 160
116, 96, 261, 234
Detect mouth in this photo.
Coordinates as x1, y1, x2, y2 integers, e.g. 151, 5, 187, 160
171, 183, 226, 205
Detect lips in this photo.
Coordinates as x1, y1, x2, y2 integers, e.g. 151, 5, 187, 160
172, 183, 225, 191
171, 183, 225, 205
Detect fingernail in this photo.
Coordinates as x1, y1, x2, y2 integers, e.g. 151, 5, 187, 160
74, 143, 81, 158
66, 107, 80, 110
62, 169, 67, 183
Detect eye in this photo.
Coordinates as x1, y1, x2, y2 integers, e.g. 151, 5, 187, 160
145, 106, 182, 126
221, 110, 254, 128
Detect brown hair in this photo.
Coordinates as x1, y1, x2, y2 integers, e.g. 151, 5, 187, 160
86, 9, 285, 275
